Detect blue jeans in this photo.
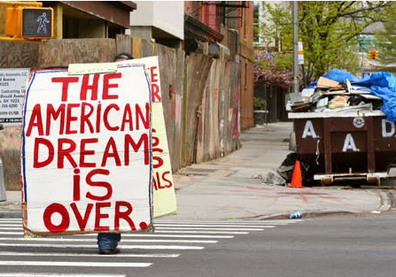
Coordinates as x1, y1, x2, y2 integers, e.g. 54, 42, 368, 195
97, 233, 121, 250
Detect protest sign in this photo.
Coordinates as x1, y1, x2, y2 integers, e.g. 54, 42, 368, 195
22, 65, 153, 236
0, 68, 30, 125
117, 57, 177, 218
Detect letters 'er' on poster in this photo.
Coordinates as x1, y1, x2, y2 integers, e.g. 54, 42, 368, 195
21, 65, 153, 236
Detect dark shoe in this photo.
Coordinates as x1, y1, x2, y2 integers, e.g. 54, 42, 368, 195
99, 248, 121, 255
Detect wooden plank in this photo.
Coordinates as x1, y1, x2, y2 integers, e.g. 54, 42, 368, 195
54, 4, 63, 39
195, 87, 205, 163
201, 60, 215, 161
154, 44, 185, 172
221, 62, 231, 156
232, 61, 242, 151
38, 39, 116, 68
141, 39, 154, 57
221, 61, 241, 156
0, 126, 22, 190
240, 59, 254, 129
203, 59, 223, 161
181, 55, 189, 168
212, 61, 223, 158
132, 37, 142, 59
218, 60, 226, 156
0, 41, 39, 69
172, 49, 185, 171
183, 53, 213, 166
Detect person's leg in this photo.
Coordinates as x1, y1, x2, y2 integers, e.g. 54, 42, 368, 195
97, 233, 121, 254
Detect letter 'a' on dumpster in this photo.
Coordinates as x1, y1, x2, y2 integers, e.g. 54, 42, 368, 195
287, 69, 396, 186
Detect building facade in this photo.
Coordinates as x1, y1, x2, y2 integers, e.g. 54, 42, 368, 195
184, 1, 255, 129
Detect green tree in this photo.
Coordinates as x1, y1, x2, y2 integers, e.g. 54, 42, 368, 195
257, 1, 391, 86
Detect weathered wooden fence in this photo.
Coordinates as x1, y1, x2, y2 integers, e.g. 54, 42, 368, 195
0, 35, 241, 190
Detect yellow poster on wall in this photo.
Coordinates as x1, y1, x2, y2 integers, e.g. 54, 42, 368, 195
118, 56, 177, 218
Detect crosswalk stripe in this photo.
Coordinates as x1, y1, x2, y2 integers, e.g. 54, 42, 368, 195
0, 219, 302, 224
155, 227, 269, 231
0, 228, 249, 235
0, 237, 217, 244
0, 223, 273, 230
0, 261, 151, 268
157, 220, 302, 224
155, 224, 280, 228
0, 232, 23, 235
0, 225, 270, 231
0, 231, 235, 239
97, 233, 234, 239
0, 218, 300, 276
0, 227, 20, 230
0, 223, 274, 230
154, 230, 249, 234
0, 251, 180, 258
0, 243, 204, 250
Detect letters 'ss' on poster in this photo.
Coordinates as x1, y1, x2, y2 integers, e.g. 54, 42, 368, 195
21, 65, 153, 236
118, 56, 177, 218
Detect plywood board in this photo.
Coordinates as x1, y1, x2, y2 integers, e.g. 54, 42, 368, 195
39, 39, 116, 68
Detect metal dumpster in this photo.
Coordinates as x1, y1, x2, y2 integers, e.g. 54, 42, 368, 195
289, 110, 396, 185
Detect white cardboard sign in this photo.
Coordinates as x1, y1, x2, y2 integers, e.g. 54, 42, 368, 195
22, 65, 153, 236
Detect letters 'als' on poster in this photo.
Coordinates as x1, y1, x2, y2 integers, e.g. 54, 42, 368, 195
21, 65, 153, 236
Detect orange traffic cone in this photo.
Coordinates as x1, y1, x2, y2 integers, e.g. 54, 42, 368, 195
289, 160, 304, 188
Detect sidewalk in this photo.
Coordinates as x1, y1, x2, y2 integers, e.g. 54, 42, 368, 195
0, 122, 394, 219
168, 122, 394, 220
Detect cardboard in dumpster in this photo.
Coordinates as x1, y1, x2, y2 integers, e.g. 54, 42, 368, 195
21, 65, 153, 236
317, 77, 340, 88
290, 74, 383, 113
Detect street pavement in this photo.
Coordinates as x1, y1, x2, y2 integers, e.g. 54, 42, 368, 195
1, 122, 395, 220
168, 122, 396, 220
0, 217, 303, 275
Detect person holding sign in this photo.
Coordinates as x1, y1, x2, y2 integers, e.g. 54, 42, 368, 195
97, 52, 134, 255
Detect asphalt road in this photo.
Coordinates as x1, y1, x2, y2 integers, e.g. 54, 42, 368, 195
0, 214, 395, 277
142, 213, 396, 277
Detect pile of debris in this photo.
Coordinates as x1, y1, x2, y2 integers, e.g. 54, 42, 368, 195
290, 76, 382, 113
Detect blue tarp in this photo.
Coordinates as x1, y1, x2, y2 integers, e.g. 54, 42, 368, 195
308, 69, 360, 88
310, 70, 396, 121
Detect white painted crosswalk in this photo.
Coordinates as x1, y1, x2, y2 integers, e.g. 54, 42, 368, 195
0, 218, 302, 276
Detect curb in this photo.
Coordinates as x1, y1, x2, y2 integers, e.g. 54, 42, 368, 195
237, 211, 357, 221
